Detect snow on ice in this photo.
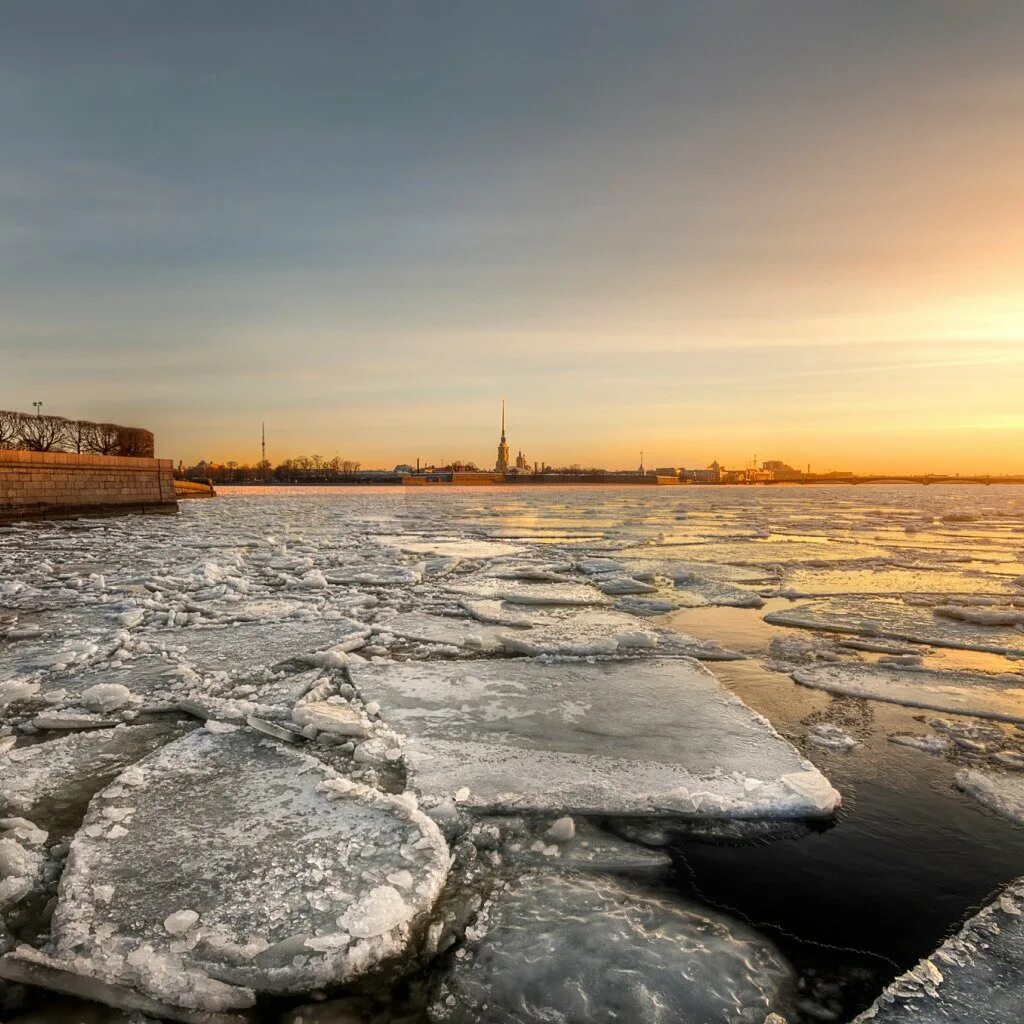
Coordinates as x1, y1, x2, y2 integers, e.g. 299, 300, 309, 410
347, 659, 840, 817
19, 728, 449, 1012
428, 871, 794, 1024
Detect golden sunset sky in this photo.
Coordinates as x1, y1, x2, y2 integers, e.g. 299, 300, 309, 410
2, 2, 1023, 472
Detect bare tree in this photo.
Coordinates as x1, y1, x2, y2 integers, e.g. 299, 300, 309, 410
82, 422, 121, 455
0, 410, 19, 448
114, 426, 154, 457
18, 414, 73, 452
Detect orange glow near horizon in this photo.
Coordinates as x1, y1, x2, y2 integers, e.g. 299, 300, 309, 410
3, 4, 1023, 475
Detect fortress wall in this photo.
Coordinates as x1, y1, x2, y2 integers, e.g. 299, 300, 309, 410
0, 450, 178, 523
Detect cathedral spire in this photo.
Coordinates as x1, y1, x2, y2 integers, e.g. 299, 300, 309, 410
495, 400, 510, 473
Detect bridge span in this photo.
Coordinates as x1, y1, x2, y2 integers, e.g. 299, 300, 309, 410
767, 475, 1024, 486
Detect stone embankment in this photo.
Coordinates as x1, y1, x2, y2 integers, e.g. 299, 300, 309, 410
174, 479, 217, 499
0, 450, 178, 523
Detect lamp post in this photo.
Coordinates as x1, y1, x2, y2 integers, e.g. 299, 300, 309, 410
32, 401, 43, 417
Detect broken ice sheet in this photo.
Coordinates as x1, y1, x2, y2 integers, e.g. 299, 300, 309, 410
159, 618, 371, 675
376, 612, 507, 653
28, 728, 449, 1012
853, 877, 1024, 1024
0, 634, 107, 686
765, 596, 1024, 657
374, 536, 523, 560
0, 724, 191, 835
792, 664, 1024, 724
443, 578, 609, 607
954, 769, 1024, 826
428, 871, 793, 1024
348, 659, 840, 817
492, 818, 672, 874
379, 607, 697, 659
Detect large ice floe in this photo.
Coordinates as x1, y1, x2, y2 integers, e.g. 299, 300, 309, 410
375, 606, 737, 660
0, 727, 449, 1019
765, 596, 1024, 657
791, 664, 1024, 724
428, 870, 794, 1023
347, 659, 839, 817
854, 877, 1024, 1023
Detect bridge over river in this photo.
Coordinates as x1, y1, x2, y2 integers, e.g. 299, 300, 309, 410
768, 474, 1024, 486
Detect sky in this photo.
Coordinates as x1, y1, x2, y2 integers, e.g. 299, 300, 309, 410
2, 1, 1023, 473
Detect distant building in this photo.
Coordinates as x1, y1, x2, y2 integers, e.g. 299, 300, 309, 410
683, 460, 723, 484
762, 459, 803, 481
394, 465, 414, 475
495, 401, 510, 473
515, 450, 529, 470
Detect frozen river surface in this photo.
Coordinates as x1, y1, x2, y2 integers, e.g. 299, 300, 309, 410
1, 484, 1023, 1023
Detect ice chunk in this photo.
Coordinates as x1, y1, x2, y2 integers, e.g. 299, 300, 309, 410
889, 734, 950, 754
934, 604, 1024, 627
338, 885, 413, 939
792, 664, 1024, 724
544, 816, 575, 842
349, 660, 840, 817
163, 909, 199, 936
806, 723, 858, 750
596, 575, 658, 596
80, 683, 134, 713
0, 821, 45, 913
853, 877, 1024, 1023
291, 702, 371, 738
514, 820, 672, 874
0, 944, 247, 1023
32, 729, 449, 1010
428, 871, 793, 1023
383, 608, 676, 660
492, 609, 667, 658
0, 681, 41, 708
955, 769, 1024, 825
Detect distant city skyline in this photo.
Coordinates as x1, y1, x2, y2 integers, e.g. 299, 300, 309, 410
3, 2, 1023, 473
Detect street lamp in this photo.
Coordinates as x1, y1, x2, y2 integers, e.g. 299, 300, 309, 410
32, 401, 43, 417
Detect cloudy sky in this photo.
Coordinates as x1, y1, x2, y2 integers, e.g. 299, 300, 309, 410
2, 1, 1023, 471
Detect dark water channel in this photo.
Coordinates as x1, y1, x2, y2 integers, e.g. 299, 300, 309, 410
664, 604, 1024, 1020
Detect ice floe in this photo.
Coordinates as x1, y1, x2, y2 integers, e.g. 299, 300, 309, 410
428, 871, 794, 1023
348, 659, 840, 817
766, 596, 1024, 657
954, 769, 1024, 825
1, 728, 450, 1014
374, 537, 523, 560
443, 579, 608, 607
854, 877, 1024, 1023
0, 724, 192, 832
792, 664, 1024, 724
